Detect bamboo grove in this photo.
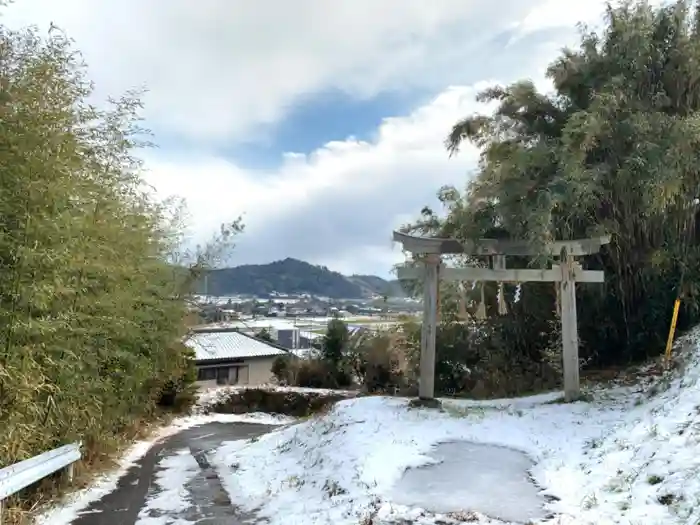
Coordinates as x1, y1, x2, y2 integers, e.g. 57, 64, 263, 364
408, 0, 700, 371
0, 22, 213, 482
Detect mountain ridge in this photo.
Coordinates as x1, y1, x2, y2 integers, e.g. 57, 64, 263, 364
200, 257, 405, 298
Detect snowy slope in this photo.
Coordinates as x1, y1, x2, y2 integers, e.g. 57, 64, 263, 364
211, 330, 700, 525
569, 331, 700, 524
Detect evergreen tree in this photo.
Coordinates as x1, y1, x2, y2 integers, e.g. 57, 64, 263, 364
412, 0, 700, 365
322, 319, 349, 367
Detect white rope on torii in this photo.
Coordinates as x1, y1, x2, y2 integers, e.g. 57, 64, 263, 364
393, 230, 611, 404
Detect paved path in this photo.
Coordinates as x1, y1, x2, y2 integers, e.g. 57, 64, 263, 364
70, 422, 275, 525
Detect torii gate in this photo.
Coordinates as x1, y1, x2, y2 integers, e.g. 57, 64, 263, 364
393, 231, 611, 403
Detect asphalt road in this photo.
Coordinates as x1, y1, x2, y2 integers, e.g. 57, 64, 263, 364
69, 422, 276, 525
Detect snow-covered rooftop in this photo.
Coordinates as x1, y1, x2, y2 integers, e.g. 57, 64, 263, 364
298, 330, 323, 340
185, 331, 288, 361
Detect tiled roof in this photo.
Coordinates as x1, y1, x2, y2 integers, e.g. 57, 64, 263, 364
186, 331, 288, 362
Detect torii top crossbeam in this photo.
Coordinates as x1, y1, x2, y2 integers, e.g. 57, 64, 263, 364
392, 231, 611, 257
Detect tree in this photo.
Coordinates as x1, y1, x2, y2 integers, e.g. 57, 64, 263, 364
271, 354, 293, 384
317, 319, 352, 387
322, 319, 349, 366
256, 328, 274, 342
413, 0, 700, 366
0, 19, 243, 513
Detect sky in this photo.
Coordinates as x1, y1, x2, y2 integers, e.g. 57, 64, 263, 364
2, 0, 622, 278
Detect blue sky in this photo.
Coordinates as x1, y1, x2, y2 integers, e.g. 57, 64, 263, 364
3, 0, 629, 277
145, 24, 572, 172
147, 88, 420, 171
217, 88, 419, 170
199, 26, 570, 171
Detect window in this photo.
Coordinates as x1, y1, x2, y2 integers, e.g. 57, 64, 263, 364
197, 364, 245, 384
230, 366, 240, 384
197, 367, 216, 381
216, 367, 229, 385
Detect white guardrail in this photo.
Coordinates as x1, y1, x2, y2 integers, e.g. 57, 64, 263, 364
0, 442, 82, 520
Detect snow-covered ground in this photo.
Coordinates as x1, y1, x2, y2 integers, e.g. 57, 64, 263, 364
209, 331, 700, 525
195, 384, 358, 413
35, 412, 294, 525
36, 331, 700, 525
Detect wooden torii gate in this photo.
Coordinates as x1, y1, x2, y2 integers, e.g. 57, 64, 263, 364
393, 231, 611, 403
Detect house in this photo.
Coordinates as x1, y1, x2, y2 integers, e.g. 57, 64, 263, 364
270, 327, 300, 349
298, 330, 322, 349
186, 329, 290, 387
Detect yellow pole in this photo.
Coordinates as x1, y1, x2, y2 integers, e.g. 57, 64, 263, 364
664, 298, 681, 364
436, 262, 441, 325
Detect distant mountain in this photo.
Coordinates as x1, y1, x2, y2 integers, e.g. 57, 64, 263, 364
199, 258, 405, 299
347, 274, 405, 298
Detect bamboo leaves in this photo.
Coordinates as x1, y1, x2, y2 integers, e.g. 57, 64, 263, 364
418, 0, 700, 364
0, 17, 219, 493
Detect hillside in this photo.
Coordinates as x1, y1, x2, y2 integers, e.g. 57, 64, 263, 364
200, 258, 404, 298
205, 332, 700, 524
347, 274, 406, 298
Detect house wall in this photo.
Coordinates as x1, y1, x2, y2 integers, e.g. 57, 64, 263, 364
195, 355, 278, 388
274, 328, 299, 349
247, 356, 277, 384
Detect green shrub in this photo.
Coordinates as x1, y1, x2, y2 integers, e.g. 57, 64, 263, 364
272, 354, 293, 384
401, 317, 560, 398
321, 318, 348, 367
157, 344, 199, 413
348, 333, 407, 393
202, 387, 356, 417
295, 359, 335, 388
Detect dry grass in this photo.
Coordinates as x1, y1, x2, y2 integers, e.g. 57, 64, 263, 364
580, 357, 667, 391
2, 413, 174, 525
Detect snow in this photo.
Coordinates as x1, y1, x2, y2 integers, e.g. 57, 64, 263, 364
209, 330, 700, 524
195, 384, 358, 412
193, 316, 399, 333
36, 411, 293, 525
211, 395, 622, 524
35, 330, 700, 525
135, 449, 199, 524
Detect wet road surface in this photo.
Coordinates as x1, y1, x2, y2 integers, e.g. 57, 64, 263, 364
69, 422, 276, 525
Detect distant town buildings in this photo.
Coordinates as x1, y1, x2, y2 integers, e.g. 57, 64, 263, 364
189, 291, 420, 351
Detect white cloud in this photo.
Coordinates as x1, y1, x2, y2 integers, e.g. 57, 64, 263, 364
1, 0, 620, 276
143, 71, 560, 276
5, 0, 575, 145
142, 85, 482, 274
510, 0, 608, 39
509, 0, 668, 45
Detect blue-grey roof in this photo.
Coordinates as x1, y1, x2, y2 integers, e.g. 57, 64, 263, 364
186, 331, 288, 362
